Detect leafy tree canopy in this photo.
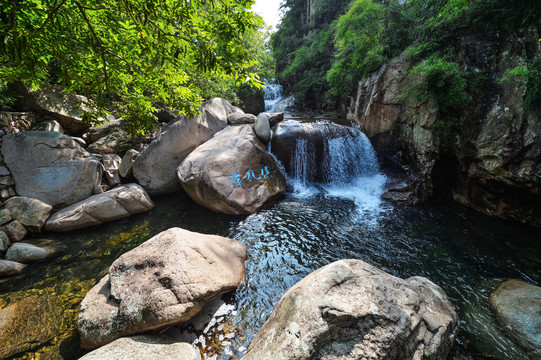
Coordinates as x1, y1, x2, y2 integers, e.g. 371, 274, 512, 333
0, 0, 264, 134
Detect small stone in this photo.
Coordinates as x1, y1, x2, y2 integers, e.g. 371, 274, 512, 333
0, 231, 9, 252
5, 243, 51, 263
0, 176, 14, 187
0, 220, 27, 242
0, 260, 27, 277
0, 209, 11, 226
0, 166, 10, 176
102, 154, 122, 186
119, 149, 140, 179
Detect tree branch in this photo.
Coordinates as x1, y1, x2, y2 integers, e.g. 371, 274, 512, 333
38, 0, 68, 31
73, 0, 110, 94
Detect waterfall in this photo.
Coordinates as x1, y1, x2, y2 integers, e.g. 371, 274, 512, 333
264, 83, 283, 112
286, 121, 387, 214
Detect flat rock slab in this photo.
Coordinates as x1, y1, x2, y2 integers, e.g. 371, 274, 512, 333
3, 196, 52, 232
490, 279, 541, 357
133, 98, 241, 195
244, 259, 459, 360
177, 125, 286, 215
5, 242, 51, 263
227, 113, 255, 124
0, 260, 27, 277
79, 335, 200, 360
2, 131, 102, 208
78, 227, 247, 349
44, 184, 154, 232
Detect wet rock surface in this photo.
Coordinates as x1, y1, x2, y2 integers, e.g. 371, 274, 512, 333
5, 242, 51, 263
78, 227, 247, 349
177, 125, 286, 215
0, 259, 27, 277
244, 260, 459, 360
490, 279, 541, 358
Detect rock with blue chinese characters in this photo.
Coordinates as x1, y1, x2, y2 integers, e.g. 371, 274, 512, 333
2, 131, 102, 209
177, 125, 286, 215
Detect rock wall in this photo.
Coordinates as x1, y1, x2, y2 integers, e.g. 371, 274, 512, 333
348, 30, 541, 227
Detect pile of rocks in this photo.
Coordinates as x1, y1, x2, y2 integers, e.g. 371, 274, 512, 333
0, 197, 53, 276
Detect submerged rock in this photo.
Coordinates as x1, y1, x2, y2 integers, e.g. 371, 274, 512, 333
5, 242, 51, 263
489, 279, 541, 358
0, 295, 66, 359
177, 125, 286, 215
2, 131, 102, 208
44, 184, 154, 232
79, 335, 200, 360
244, 260, 459, 360
78, 227, 247, 349
133, 98, 241, 195
3, 196, 52, 232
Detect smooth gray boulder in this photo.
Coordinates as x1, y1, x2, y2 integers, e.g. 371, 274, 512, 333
2, 131, 102, 208
79, 335, 200, 360
3, 196, 52, 232
102, 154, 122, 186
244, 260, 459, 360
78, 227, 247, 349
133, 98, 241, 195
227, 113, 256, 124
10, 83, 96, 136
44, 184, 154, 232
0, 260, 27, 277
0, 220, 27, 242
5, 243, 51, 263
490, 279, 541, 358
177, 125, 286, 215
254, 113, 271, 144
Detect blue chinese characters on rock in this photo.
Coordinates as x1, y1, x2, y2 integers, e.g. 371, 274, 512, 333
228, 166, 272, 189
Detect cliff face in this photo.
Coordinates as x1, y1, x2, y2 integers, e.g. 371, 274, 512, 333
348, 30, 541, 227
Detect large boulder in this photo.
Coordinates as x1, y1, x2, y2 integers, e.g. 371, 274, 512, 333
119, 149, 140, 179
10, 83, 97, 136
44, 184, 154, 232
3, 196, 53, 232
244, 260, 459, 360
79, 335, 199, 360
177, 125, 286, 215
78, 227, 247, 349
133, 98, 241, 195
489, 279, 541, 358
2, 131, 102, 208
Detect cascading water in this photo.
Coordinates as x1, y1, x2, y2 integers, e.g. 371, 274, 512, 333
279, 120, 388, 216
264, 83, 283, 112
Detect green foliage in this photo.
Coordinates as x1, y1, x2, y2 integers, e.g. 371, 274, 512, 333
499, 60, 541, 111
0, 0, 263, 134
0, 84, 15, 111
404, 56, 469, 140
328, 0, 385, 96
